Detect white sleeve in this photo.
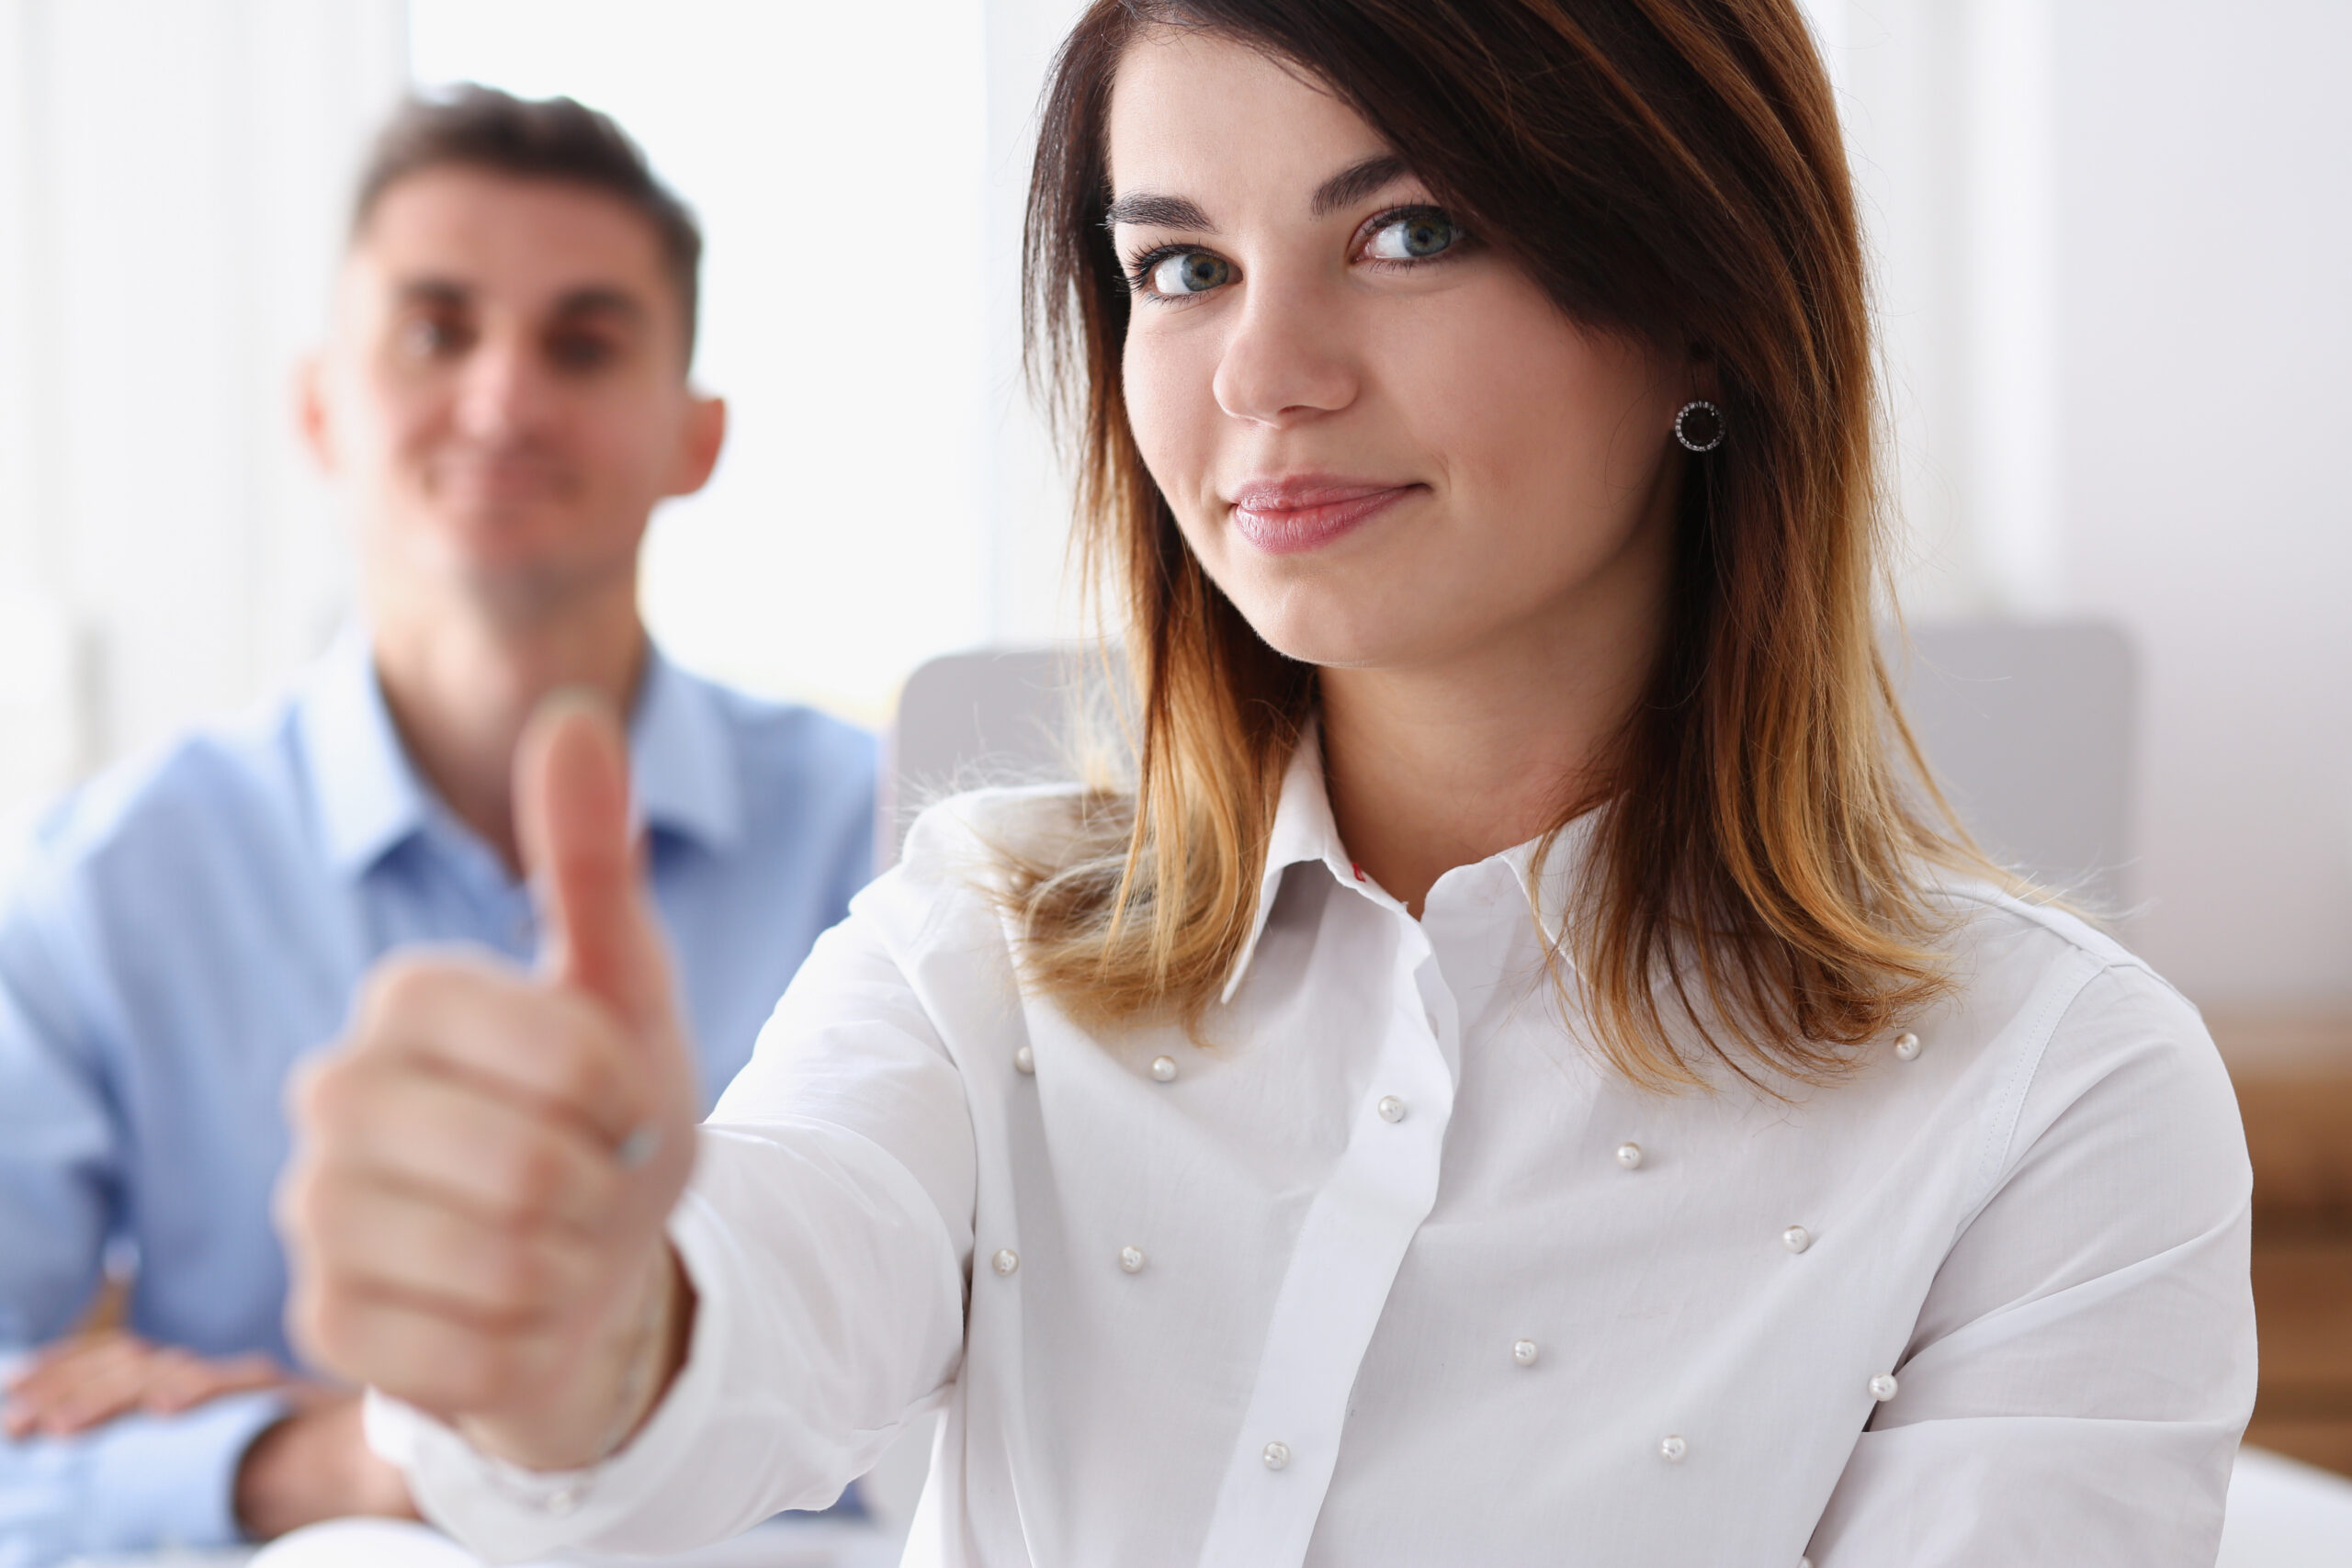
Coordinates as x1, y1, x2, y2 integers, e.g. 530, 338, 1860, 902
376, 863, 980, 1562
1806, 963, 2257, 1566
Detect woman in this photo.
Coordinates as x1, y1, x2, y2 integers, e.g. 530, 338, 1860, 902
282, 3, 2256, 1563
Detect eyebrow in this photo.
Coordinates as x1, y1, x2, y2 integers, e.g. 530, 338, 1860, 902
1308, 153, 1414, 218
390, 277, 645, 326
394, 277, 469, 308
1103, 152, 1420, 235
548, 287, 647, 326
1102, 192, 1215, 231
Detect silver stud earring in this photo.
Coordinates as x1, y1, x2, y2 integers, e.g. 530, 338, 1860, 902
1674, 399, 1725, 453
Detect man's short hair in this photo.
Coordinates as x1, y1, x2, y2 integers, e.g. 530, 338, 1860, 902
352, 85, 704, 364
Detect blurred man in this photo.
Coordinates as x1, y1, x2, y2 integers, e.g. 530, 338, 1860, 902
0, 88, 875, 1554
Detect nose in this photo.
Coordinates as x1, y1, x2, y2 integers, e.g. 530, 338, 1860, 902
451, 328, 554, 444
1211, 279, 1360, 427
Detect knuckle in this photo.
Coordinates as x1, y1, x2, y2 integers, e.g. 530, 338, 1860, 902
493, 1138, 571, 1224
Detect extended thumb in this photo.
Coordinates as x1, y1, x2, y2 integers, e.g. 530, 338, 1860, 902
515, 690, 670, 1034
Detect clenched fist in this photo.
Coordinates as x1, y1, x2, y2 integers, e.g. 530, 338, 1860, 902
277, 694, 701, 1472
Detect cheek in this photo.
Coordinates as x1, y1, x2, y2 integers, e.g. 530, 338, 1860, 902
1122, 324, 1224, 517
1392, 287, 1657, 531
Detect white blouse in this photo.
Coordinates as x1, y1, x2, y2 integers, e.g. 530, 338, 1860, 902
375, 742, 2256, 1567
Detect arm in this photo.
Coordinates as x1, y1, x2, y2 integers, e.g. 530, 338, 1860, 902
1806, 964, 2258, 1566
376, 876, 977, 1559
287, 700, 972, 1562
0, 922, 315, 1553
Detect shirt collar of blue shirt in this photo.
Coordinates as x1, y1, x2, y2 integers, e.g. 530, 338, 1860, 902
297, 626, 745, 881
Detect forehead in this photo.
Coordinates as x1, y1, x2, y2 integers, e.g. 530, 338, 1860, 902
1105, 29, 1389, 202
349, 165, 672, 311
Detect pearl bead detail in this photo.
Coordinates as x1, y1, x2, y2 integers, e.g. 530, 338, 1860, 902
1659, 1434, 1687, 1462
1894, 1031, 1921, 1061
1014, 1044, 1035, 1075
1616, 1142, 1644, 1169
1377, 1095, 1407, 1123
991, 1248, 1018, 1276
1150, 1055, 1178, 1082
1782, 1224, 1812, 1254
1870, 1373, 1898, 1402
1261, 1440, 1291, 1471
546, 1484, 579, 1515
1119, 1245, 1146, 1273
1512, 1338, 1539, 1367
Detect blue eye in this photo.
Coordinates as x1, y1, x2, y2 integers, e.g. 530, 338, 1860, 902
1363, 209, 1463, 262
1145, 250, 1232, 296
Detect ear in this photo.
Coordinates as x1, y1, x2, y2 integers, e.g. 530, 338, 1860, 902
295, 353, 337, 475
662, 393, 727, 499
1686, 344, 1722, 404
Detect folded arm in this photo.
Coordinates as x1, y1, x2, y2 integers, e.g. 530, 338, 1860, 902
1807, 964, 2259, 1565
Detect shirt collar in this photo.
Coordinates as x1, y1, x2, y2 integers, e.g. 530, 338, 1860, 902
299, 629, 743, 880
628, 645, 744, 853
1217, 720, 1600, 1003
1219, 722, 1365, 1005
300, 627, 434, 878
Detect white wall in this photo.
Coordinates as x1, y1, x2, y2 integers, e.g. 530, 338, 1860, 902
1833, 0, 2352, 1008
407, 0, 992, 724
2052, 0, 2352, 1008
0, 0, 403, 833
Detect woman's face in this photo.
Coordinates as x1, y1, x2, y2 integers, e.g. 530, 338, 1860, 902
1107, 29, 1695, 676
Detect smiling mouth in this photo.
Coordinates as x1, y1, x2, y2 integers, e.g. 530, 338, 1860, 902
1227, 480, 1422, 556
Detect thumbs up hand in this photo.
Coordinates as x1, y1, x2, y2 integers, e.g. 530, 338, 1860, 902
278, 694, 700, 1472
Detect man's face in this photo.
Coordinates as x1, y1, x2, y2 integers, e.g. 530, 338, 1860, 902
304, 166, 723, 615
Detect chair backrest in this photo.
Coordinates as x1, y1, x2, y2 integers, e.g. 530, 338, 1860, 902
880, 620, 2140, 906
876, 646, 1103, 872
1896, 619, 2138, 909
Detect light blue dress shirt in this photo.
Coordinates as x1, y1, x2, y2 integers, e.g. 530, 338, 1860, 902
0, 633, 876, 1562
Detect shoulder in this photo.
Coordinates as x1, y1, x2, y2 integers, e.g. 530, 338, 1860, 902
689, 678, 876, 808
1922, 877, 2240, 1197
896, 784, 1106, 885
715, 686, 876, 773
13, 696, 302, 907
852, 784, 1101, 949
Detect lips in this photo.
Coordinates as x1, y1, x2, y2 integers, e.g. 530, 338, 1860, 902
1227, 477, 1420, 556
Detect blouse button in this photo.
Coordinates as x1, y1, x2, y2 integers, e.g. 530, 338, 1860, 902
1658, 1434, 1687, 1463
1118, 1245, 1147, 1274
546, 1484, 579, 1515
1615, 1142, 1644, 1170
1894, 1031, 1921, 1061
1782, 1224, 1812, 1254
1512, 1338, 1539, 1367
1261, 1440, 1291, 1471
991, 1248, 1018, 1276
1150, 1055, 1178, 1082
1014, 1044, 1035, 1075
1377, 1095, 1407, 1123
1870, 1373, 1899, 1402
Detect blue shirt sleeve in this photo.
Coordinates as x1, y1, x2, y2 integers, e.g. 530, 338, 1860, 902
0, 837, 285, 1557
0, 881, 114, 1350
0, 1390, 290, 1562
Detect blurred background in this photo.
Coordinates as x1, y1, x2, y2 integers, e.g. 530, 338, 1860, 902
0, 0, 2346, 1483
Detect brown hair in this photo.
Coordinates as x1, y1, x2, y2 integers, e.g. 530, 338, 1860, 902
1016, 0, 1980, 1088
352, 85, 704, 362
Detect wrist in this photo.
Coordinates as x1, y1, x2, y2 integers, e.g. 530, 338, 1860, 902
234, 1395, 414, 1540
457, 1241, 692, 1472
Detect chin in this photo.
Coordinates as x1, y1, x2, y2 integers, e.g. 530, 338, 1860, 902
1231, 597, 1418, 672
